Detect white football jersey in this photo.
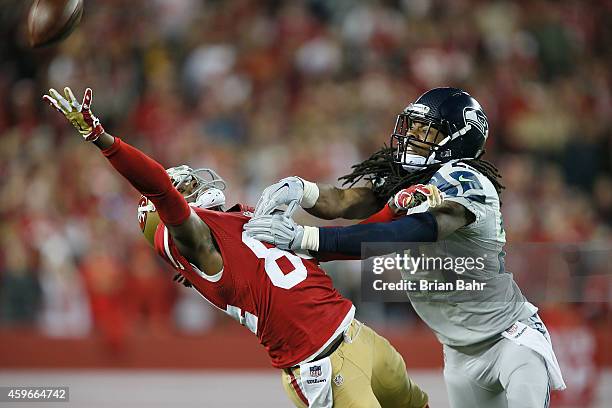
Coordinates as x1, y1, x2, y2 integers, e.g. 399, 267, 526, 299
402, 160, 535, 347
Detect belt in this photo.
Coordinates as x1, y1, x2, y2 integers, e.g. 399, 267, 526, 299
290, 333, 344, 369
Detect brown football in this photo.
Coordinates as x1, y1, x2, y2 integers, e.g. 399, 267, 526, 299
27, 0, 84, 48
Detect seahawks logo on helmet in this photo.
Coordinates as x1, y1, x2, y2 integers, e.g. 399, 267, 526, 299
463, 107, 488, 139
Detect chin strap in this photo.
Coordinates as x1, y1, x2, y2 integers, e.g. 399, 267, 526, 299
401, 153, 438, 171
192, 188, 226, 209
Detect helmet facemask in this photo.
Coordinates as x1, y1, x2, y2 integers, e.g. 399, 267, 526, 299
166, 165, 227, 210
390, 106, 452, 172
137, 167, 227, 246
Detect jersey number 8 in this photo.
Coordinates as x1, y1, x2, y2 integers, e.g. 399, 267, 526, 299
242, 232, 307, 289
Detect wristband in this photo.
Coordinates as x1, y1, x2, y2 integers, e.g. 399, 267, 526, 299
300, 226, 320, 251
86, 123, 105, 142
300, 178, 320, 208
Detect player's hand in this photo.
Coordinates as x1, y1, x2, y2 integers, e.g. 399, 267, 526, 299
253, 176, 305, 217
390, 184, 443, 213
244, 214, 304, 251
43, 87, 105, 141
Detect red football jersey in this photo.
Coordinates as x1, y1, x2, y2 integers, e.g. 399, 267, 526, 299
153, 204, 354, 368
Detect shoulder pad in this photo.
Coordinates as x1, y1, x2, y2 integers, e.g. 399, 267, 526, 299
428, 161, 488, 203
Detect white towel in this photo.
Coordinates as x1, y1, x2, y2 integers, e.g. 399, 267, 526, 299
502, 320, 566, 390
298, 357, 333, 408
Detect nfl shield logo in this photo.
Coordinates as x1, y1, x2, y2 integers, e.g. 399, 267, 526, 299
309, 365, 322, 378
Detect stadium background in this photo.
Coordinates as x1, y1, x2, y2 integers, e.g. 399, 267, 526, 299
0, 0, 610, 406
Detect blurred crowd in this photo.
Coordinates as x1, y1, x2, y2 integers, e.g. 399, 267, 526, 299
0, 0, 610, 343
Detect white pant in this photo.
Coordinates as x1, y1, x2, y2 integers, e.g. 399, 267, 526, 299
443, 314, 551, 408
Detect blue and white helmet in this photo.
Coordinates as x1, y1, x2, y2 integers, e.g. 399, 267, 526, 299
391, 87, 489, 171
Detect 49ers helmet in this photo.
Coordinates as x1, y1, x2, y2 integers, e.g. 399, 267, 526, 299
137, 165, 227, 245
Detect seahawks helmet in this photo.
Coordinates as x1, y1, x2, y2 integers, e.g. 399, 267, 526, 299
391, 87, 489, 171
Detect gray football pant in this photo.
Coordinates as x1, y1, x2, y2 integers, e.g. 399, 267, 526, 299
442, 315, 551, 408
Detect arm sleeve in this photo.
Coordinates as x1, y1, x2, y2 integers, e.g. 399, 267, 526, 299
317, 212, 438, 257
102, 137, 191, 226
358, 203, 396, 224
315, 204, 398, 261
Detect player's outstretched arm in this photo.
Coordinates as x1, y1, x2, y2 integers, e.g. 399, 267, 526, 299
245, 200, 472, 258
311, 200, 473, 257
43, 87, 222, 275
253, 176, 383, 220
310, 184, 382, 219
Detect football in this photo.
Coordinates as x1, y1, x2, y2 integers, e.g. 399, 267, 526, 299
27, 0, 84, 48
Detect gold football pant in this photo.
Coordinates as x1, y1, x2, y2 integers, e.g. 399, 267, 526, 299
282, 320, 428, 408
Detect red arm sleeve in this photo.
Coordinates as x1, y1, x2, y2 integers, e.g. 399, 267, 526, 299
101, 137, 191, 226
359, 203, 396, 224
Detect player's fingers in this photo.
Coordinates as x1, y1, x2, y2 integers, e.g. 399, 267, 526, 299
42, 95, 62, 113
263, 186, 287, 208
257, 199, 281, 217
254, 201, 272, 217
49, 88, 71, 113
82, 88, 93, 110
253, 194, 265, 214
248, 214, 275, 224
244, 221, 266, 232
414, 185, 431, 196
395, 190, 411, 209
254, 191, 274, 217
393, 194, 402, 209
249, 233, 275, 244
284, 199, 299, 218
427, 194, 435, 207
245, 231, 269, 242
64, 87, 79, 109
244, 217, 273, 230
244, 226, 272, 236
429, 185, 442, 207
434, 186, 443, 206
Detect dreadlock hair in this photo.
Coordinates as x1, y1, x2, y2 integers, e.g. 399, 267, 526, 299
338, 146, 505, 204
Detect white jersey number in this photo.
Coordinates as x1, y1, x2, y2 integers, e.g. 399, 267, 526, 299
242, 231, 307, 289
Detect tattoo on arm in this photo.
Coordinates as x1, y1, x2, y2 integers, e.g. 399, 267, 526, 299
306, 185, 383, 220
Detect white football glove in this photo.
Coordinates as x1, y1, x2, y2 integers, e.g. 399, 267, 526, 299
244, 214, 304, 251
43, 87, 104, 141
253, 176, 306, 217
